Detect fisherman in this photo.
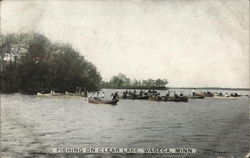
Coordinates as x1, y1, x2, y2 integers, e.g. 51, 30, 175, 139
100, 92, 105, 100
180, 92, 183, 96
132, 90, 137, 96
139, 90, 143, 96
93, 92, 100, 100
166, 92, 170, 97
219, 91, 223, 96
225, 92, 229, 97
192, 88, 195, 96
50, 89, 55, 94
174, 91, 178, 97
112, 92, 119, 100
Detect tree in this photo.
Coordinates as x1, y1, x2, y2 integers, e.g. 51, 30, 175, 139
1, 33, 102, 93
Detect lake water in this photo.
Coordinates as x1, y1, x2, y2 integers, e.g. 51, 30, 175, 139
1, 89, 249, 158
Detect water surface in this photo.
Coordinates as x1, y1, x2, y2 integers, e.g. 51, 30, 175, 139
1, 89, 249, 157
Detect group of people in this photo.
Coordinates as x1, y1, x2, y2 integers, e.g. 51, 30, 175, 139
215, 92, 239, 97
122, 89, 158, 97
91, 91, 119, 100
192, 88, 240, 97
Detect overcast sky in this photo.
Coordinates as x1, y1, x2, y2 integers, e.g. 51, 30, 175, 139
1, 0, 249, 88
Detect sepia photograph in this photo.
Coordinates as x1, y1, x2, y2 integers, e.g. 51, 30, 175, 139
0, 0, 249, 158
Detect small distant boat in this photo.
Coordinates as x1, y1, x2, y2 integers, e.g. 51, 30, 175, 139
149, 96, 188, 102
136, 96, 149, 100
122, 95, 149, 100
166, 96, 188, 102
188, 96, 204, 99
37, 92, 61, 96
88, 99, 119, 105
214, 96, 238, 99
148, 96, 165, 101
37, 92, 87, 99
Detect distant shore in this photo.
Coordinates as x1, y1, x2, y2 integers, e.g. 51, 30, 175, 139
100, 86, 168, 90
168, 87, 250, 91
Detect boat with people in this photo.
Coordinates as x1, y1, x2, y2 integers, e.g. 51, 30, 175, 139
149, 96, 188, 102
88, 91, 119, 105
214, 96, 238, 99
188, 96, 205, 99
122, 95, 149, 100
37, 89, 88, 99
122, 89, 156, 100
37, 92, 87, 99
194, 92, 213, 97
88, 98, 119, 105
168, 96, 188, 102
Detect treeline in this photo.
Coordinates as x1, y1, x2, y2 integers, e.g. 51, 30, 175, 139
101, 73, 168, 89
0, 33, 102, 94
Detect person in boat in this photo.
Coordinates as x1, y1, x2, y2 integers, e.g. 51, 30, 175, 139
139, 90, 143, 96
132, 90, 137, 96
112, 92, 119, 100
192, 88, 195, 96
100, 92, 105, 100
166, 92, 170, 97
180, 92, 183, 96
225, 92, 229, 97
92, 92, 100, 100
174, 91, 178, 98
123, 91, 127, 98
219, 91, 222, 96
50, 89, 55, 94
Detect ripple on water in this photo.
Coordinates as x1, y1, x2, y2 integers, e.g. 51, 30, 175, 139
1, 93, 249, 158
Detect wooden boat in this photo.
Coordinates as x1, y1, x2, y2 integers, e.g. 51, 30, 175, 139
188, 96, 204, 99
122, 95, 149, 100
194, 92, 213, 97
173, 97, 188, 102
37, 92, 61, 96
37, 92, 87, 99
88, 99, 119, 105
122, 95, 137, 99
149, 96, 165, 101
136, 96, 149, 100
166, 96, 188, 102
149, 96, 188, 102
214, 96, 238, 99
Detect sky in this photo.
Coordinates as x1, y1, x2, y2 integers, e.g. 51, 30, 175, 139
1, 0, 249, 88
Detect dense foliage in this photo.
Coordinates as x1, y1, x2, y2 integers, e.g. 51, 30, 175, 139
0, 33, 102, 93
101, 73, 168, 89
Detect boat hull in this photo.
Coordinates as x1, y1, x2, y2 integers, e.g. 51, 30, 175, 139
88, 99, 119, 105
149, 96, 188, 102
188, 96, 204, 99
122, 95, 149, 100
214, 96, 238, 99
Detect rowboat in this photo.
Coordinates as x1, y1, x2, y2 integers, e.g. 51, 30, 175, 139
188, 96, 204, 99
122, 95, 149, 100
149, 96, 188, 102
214, 96, 238, 99
37, 92, 87, 99
136, 96, 149, 100
172, 97, 188, 102
88, 99, 119, 105
166, 96, 188, 102
148, 96, 165, 101
37, 92, 61, 96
